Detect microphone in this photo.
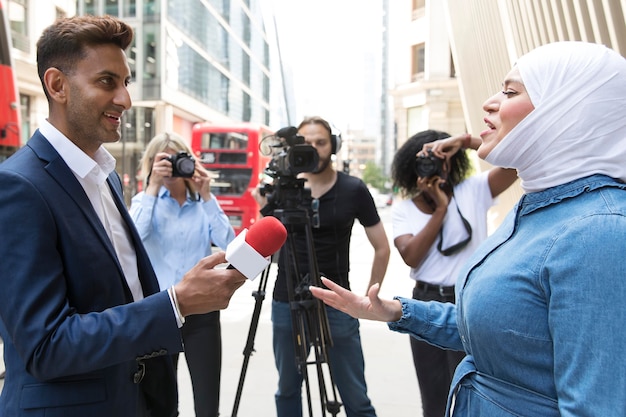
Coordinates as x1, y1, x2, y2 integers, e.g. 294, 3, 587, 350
225, 216, 287, 280
275, 126, 298, 139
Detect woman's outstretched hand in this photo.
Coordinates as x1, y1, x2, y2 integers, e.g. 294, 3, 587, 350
309, 277, 403, 323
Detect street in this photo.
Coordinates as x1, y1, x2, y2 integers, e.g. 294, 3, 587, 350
0, 205, 423, 416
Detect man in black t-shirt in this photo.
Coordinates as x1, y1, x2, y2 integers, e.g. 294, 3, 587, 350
262, 116, 390, 417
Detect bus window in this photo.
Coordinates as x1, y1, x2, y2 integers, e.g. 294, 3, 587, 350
192, 123, 272, 234
210, 168, 252, 196
202, 132, 248, 150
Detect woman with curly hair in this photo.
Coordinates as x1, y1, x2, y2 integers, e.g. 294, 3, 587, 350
389, 130, 517, 417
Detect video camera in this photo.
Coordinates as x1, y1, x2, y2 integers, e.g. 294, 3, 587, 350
259, 126, 319, 214
263, 126, 319, 178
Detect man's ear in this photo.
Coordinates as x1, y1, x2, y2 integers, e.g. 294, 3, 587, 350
43, 67, 67, 103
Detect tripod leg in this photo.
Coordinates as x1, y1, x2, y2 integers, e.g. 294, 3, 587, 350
294, 308, 315, 417
231, 263, 271, 417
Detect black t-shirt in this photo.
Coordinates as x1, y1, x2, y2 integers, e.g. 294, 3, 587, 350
270, 172, 381, 302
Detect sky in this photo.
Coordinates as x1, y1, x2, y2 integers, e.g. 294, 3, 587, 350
262, 0, 384, 134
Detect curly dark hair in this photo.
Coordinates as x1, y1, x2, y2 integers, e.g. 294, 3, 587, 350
391, 130, 473, 198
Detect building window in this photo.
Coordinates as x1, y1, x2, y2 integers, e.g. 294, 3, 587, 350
56, 7, 66, 20
105, 0, 119, 16
84, 0, 96, 15
450, 52, 456, 78
411, 43, 425, 81
123, 0, 137, 17
412, 0, 425, 19
19, 94, 30, 145
412, 0, 425, 9
144, 0, 158, 17
8, 0, 29, 52
407, 106, 426, 137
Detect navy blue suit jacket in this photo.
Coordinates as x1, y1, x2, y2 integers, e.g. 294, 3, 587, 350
0, 131, 182, 416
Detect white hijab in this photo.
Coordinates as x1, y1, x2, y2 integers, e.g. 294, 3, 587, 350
484, 42, 626, 193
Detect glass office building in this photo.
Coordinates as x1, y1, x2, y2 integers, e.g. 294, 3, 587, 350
75, 0, 271, 201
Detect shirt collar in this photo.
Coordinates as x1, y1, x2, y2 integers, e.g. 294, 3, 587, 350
40, 119, 117, 185
157, 185, 197, 203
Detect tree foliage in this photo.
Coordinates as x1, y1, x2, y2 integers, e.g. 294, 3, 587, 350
362, 161, 388, 191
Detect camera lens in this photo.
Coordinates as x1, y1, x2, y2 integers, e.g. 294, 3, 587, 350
176, 157, 195, 176
169, 152, 195, 178
288, 146, 319, 174
415, 152, 444, 178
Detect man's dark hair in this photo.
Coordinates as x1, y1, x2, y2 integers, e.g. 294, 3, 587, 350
391, 129, 472, 197
297, 116, 332, 137
36, 15, 134, 99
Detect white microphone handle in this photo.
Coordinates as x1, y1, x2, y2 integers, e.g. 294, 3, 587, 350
225, 229, 270, 280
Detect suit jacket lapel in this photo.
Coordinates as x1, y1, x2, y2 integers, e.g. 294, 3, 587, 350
29, 134, 116, 251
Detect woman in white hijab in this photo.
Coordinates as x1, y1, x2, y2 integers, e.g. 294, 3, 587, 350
310, 41, 626, 416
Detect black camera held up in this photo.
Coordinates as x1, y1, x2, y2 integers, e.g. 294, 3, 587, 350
167, 151, 196, 178
415, 150, 444, 178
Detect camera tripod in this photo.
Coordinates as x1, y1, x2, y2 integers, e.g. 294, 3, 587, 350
231, 191, 341, 417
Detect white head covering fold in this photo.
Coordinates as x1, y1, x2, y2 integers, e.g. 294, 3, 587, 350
484, 42, 626, 193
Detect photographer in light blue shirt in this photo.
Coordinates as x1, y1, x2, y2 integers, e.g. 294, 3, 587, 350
130, 132, 235, 417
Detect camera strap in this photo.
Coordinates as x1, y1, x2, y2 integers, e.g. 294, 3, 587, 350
437, 198, 472, 256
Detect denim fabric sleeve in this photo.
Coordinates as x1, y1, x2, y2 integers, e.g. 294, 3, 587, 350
128, 191, 156, 241
544, 212, 626, 416
201, 193, 235, 250
387, 296, 464, 351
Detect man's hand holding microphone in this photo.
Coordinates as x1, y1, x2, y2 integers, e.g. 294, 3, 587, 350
172, 216, 287, 318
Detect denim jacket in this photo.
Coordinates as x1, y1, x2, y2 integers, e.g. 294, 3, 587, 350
389, 175, 626, 416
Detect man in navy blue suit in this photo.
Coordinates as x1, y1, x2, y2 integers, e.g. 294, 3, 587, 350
0, 15, 246, 416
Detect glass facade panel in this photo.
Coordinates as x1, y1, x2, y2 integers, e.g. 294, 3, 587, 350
19, 94, 29, 145
8, 0, 29, 52
83, 0, 96, 15
128, 37, 137, 81
123, 0, 136, 17
105, 0, 119, 16
144, 0, 158, 16
73, 0, 268, 124
142, 24, 160, 99
167, 1, 229, 66
207, 0, 227, 18
122, 107, 155, 145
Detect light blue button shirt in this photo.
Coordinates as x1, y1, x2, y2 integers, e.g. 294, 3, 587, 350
129, 187, 235, 290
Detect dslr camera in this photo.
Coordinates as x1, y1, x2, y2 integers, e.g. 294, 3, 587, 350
415, 150, 444, 178
167, 151, 196, 178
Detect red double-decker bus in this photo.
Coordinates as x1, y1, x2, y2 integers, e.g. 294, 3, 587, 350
191, 122, 273, 235
0, 1, 20, 163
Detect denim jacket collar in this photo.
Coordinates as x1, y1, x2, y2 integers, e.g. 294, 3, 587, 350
516, 174, 626, 216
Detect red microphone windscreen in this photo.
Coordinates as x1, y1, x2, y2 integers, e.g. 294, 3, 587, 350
244, 216, 287, 257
